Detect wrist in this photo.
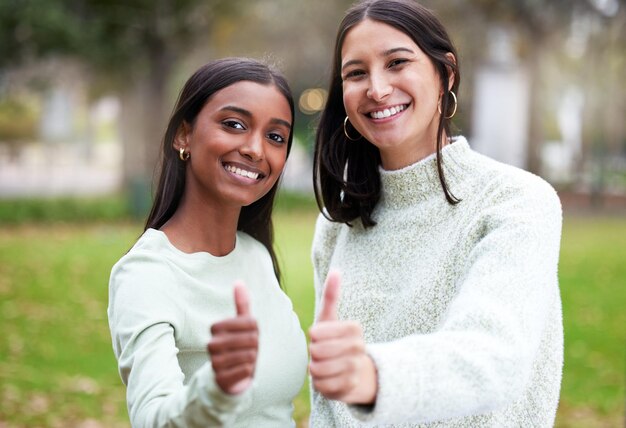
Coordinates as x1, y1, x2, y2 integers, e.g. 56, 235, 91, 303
349, 354, 378, 405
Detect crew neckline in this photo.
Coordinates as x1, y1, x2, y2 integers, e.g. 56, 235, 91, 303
378, 136, 473, 208
145, 228, 243, 264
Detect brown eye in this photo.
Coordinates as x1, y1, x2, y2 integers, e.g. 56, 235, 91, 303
223, 120, 245, 130
268, 133, 286, 144
388, 58, 408, 68
343, 69, 365, 80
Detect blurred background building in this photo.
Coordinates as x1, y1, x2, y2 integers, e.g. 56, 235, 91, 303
0, 0, 624, 213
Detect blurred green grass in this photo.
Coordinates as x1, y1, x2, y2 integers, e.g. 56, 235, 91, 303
0, 197, 624, 427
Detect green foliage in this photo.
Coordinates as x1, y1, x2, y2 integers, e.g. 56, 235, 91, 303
0, 0, 212, 72
0, 98, 38, 142
0, 190, 314, 225
0, 195, 130, 224
275, 190, 317, 213
0, 214, 623, 427
0, 1, 84, 66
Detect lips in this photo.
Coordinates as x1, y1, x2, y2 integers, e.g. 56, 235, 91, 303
223, 163, 265, 180
367, 103, 409, 119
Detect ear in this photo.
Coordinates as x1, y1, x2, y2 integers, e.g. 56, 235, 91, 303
173, 121, 192, 152
444, 52, 457, 91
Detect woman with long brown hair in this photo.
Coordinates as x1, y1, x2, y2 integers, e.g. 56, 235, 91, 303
309, 1, 563, 426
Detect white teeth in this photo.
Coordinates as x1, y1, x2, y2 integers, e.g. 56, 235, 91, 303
225, 165, 259, 180
370, 104, 406, 119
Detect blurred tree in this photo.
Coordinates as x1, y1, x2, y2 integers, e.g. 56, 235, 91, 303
0, 0, 241, 215
0, 97, 39, 159
436, 0, 624, 180
468, 0, 596, 173
1, 0, 622, 197
204, 0, 355, 143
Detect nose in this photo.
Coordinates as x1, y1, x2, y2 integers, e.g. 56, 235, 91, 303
366, 73, 392, 102
239, 132, 264, 162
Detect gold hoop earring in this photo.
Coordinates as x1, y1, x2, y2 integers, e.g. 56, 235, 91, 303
438, 91, 457, 119
179, 147, 190, 161
343, 116, 361, 141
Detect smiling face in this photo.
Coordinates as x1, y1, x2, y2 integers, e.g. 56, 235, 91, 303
175, 80, 292, 209
341, 19, 449, 170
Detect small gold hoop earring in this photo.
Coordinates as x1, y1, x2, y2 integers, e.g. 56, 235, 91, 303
343, 116, 361, 141
438, 91, 457, 119
179, 147, 190, 161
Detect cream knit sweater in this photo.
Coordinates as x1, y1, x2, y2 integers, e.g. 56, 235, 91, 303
310, 137, 563, 427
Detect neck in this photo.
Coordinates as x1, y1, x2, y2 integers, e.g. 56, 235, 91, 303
160, 193, 241, 256
378, 135, 469, 209
380, 131, 449, 171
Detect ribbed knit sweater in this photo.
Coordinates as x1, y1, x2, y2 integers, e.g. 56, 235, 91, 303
310, 137, 563, 427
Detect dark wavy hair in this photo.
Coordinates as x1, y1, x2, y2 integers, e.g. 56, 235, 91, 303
144, 57, 295, 284
314, 0, 461, 227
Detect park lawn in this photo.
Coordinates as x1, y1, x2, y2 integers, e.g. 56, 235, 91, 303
555, 216, 626, 428
0, 213, 623, 427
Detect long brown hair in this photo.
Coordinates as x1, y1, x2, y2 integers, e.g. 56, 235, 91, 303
145, 58, 295, 284
314, 0, 460, 227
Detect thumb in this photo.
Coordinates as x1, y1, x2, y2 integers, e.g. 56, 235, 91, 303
233, 282, 250, 316
318, 270, 341, 322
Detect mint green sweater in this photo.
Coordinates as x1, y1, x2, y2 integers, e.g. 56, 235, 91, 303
310, 137, 563, 427
108, 229, 307, 427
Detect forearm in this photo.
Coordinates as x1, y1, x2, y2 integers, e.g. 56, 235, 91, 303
129, 364, 251, 428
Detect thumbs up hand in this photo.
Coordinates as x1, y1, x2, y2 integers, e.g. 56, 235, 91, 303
207, 283, 258, 395
317, 270, 340, 322
308, 271, 378, 405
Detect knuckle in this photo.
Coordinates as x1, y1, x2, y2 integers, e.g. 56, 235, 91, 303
350, 339, 364, 354
348, 321, 362, 335
350, 373, 359, 389
215, 373, 227, 386
210, 355, 223, 367
244, 363, 255, 376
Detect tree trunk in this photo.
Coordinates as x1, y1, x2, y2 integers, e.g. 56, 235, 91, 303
119, 50, 172, 218
525, 37, 544, 174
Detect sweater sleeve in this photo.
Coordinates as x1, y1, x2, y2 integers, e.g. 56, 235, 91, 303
108, 251, 251, 428
350, 177, 563, 425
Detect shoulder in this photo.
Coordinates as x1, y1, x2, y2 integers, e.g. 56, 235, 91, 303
235, 231, 277, 275
236, 231, 274, 266
109, 229, 180, 304
111, 230, 175, 281
312, 212, 343, 251
467, 149, 561, 219
236, 231, 269, 255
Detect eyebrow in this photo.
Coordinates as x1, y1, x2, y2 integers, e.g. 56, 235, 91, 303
341, 47, 415, 71
221, 105, 291, 129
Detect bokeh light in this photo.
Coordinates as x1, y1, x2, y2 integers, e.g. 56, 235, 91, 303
298, 88, 327, 115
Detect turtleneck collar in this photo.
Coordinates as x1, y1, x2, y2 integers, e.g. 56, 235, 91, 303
378, 136, 474, 208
